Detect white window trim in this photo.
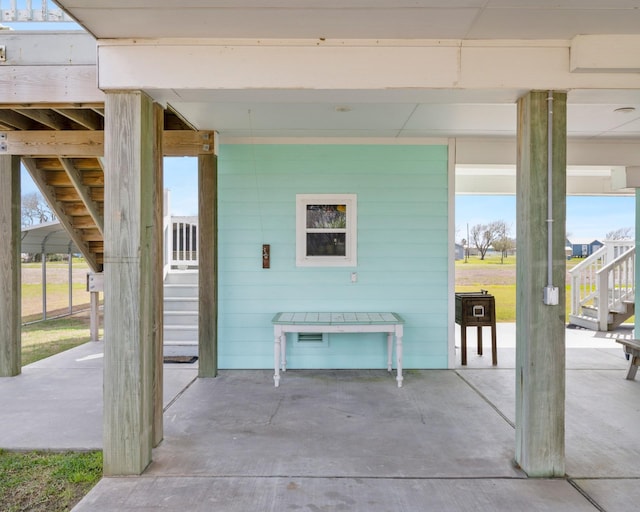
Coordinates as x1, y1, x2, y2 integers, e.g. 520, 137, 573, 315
296, 194, 357, 267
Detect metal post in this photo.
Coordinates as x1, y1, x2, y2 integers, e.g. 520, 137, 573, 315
41, 249, 47, 321
68, 242, 73, 315
90, 291, 99, 341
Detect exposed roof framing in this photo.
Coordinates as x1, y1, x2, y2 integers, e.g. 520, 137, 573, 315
1, 103, 213, 272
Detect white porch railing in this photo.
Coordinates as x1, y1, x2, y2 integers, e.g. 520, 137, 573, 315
163, 190, 198, 279
0, 1, 73, 22
569, 240, 635, 331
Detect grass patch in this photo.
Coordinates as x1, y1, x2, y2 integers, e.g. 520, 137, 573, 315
455, 285, 516, 322
22, 315, 102, 366
0, 450, 102, 512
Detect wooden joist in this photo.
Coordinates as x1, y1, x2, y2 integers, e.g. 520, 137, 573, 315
1, 130, 216, 156
52, 108, 104, 130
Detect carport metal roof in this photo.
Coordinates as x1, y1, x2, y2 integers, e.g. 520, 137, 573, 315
21, 220, 77, 254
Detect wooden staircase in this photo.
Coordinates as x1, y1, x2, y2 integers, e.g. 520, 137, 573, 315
1, 103, 212, 273
22, 155, 105, 271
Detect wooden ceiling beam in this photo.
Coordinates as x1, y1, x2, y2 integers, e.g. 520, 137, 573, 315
2, 131, 103, 156
2, 103, 104, 110
59, 157, 105, 235
1, 130, 216, 156
22, 157, 100, 272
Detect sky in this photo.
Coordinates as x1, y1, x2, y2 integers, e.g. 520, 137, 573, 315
564, 196, 635, 240
456, 194, 636, 243
22, 158, 636, 243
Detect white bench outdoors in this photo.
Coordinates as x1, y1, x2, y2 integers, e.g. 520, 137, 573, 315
616, 338, 640, 381
272, 312, 405, 388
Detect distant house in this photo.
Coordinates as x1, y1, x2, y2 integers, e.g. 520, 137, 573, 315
569, 238, 603, 258
455, 243, 465, 260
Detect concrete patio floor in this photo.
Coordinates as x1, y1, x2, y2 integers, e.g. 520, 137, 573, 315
1, 324, 638, 511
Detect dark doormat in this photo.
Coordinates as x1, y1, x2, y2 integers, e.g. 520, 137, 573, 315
163, 356, 198, 364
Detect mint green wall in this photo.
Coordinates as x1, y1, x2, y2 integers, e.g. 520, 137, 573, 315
218, 144, 449, 369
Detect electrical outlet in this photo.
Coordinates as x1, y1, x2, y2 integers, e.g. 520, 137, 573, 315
0, 46, 5, 62
543, 286, 559, 306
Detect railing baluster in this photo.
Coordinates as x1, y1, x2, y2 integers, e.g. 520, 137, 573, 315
166, 215, 199, 270
1, 0, 72, 22
569, 241, 635, 328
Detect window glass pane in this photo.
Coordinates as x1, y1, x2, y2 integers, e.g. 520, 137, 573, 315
306, 204, 347, 229
306, 233, 346, 256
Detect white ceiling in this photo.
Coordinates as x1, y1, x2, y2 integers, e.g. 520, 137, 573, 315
167, 94, 640, 139
59, 1, 640, 40
56, 0, 640, 140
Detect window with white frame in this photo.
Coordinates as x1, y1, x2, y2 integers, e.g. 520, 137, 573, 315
296, 194, 357, 267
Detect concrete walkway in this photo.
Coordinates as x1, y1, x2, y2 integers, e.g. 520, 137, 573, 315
1, 325, 638, 511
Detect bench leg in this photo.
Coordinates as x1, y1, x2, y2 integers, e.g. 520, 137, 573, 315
477, 326, 483, 356
281, 333, 287, 372
396, 330, 403, 388
625, 352, 639, 380
274, 327, 282, 387
461, 326, 467, 366
387, 333, 393, 372
491, 322, 498, 366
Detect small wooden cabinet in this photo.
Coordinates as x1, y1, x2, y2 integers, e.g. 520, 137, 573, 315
455, 291, 497, 365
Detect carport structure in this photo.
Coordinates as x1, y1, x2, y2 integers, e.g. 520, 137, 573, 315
1, 1, 640, 481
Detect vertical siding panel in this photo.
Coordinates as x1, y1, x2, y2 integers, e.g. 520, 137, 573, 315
218, 144, 449, 369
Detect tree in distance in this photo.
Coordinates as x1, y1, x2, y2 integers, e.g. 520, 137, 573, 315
21, 192, 56, 228
470, 220, 511, 261
605, 227, 633, 240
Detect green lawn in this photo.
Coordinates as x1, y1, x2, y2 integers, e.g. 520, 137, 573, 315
455, 284, 517, 322
0, 450, 102, 512
21, 315, 102, 366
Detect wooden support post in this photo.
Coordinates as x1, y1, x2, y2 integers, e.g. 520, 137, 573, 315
103, 91, 159, 475
0, 155, 22, 376
152, 103, 164, 447
515, 91, 567, 477
198, 152, 218, 377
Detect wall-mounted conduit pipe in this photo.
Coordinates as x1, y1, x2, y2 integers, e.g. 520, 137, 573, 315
544, 91, 559, 305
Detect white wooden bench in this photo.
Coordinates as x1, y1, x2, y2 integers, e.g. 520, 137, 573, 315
272, 312, 405, 388
615, 338, 640, 380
